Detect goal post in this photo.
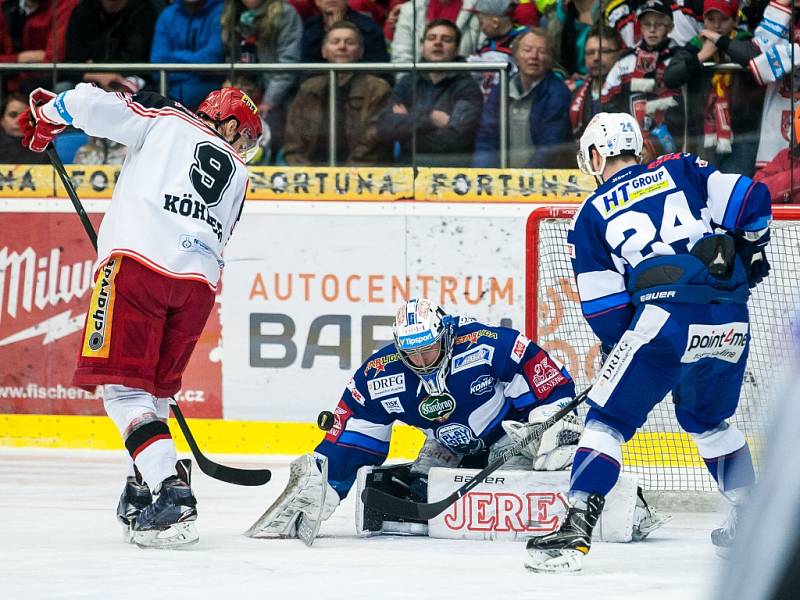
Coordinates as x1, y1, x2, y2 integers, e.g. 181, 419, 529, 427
525, 205, 800, 492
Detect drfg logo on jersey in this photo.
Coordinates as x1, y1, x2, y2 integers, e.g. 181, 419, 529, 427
681, 323, 748, 363
81, 258, 121, 358
419, 392, 457, 421
367, 373, 406, 400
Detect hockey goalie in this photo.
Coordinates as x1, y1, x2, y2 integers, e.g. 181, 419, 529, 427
246, 298, 669, 545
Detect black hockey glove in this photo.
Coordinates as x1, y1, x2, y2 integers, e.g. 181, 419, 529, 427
735, 229, 770, 288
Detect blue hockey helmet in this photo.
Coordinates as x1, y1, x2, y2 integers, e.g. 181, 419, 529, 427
392, 298, 455, 395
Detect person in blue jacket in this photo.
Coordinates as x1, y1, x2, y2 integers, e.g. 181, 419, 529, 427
473, 27, 573, 168
150, 0, 226, 110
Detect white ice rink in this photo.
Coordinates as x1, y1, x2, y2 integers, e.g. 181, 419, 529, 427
0, 448, 726, 600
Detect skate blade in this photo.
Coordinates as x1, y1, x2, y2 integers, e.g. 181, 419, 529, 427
133, 522, 199, 549
524, 549, 584, 573
121, 523, 135, 544
633, 512, 673, 541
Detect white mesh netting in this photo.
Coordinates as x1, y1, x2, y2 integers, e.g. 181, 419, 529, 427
528, 207, 800, 491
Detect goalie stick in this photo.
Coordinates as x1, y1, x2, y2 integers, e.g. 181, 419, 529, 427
47, 147, 271, 487
360, 387, 591, 520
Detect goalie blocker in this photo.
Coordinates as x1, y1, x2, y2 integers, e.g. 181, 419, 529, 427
355, 464, 667, 543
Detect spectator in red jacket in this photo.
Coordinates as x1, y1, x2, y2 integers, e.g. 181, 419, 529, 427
753, 105, 800, 204
0, 0, 78, 92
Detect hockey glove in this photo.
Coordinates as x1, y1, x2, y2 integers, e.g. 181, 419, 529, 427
501, 398, 583, 471
735, 229, 770, 288
18, 88, 66, 153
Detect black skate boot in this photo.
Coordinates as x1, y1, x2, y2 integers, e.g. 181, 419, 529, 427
525, 493, 605, 573
116, 467, 152, 542
131, 461, 198, 549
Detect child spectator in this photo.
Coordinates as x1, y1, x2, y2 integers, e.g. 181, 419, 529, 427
602, 0, 685, 161
150, 0, 226, 110
378, 19, 483, 166
284, 21, 390, 165
474, 27, 572, 167
466, 0, 531, 101
221, 0, 302, 156
746, 0, 800, 170
64, 0, 156, 90
568, 24, 623, 136
391, 0, 484, 63
0, 0, 78, 92
301, 0, 389, 63
663, 0, 762, 175
0, 93, 48, 163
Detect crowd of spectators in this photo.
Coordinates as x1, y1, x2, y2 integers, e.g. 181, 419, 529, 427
0, 0, 799, 201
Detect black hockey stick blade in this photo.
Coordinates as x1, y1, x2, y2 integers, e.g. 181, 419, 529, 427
169, 400, 272, 486
361, 388, 591, 520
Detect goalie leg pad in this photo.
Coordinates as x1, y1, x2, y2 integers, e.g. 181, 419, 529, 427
245, 454, 338, 546
355, 464, 428, 537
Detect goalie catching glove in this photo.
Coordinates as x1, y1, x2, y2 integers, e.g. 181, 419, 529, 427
18, 88, 67, 152
501, 399, 582, 471
244, 454, 339, 546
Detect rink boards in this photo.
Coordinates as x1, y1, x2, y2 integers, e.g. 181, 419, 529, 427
0, 192, 725, 468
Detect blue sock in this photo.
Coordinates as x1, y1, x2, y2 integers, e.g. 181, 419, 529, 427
570, 447, 621, 498
704, 444, 755, 492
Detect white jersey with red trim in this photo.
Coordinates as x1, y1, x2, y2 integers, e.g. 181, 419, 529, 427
42, 83, 249, 290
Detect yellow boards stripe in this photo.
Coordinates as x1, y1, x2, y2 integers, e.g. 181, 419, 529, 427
0, 414, 750, 467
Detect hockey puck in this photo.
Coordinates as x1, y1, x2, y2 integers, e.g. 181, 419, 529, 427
317, 410, 335, 431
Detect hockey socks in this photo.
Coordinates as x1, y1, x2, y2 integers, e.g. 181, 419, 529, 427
570, 447, 621, 498
703, 445, 755, 492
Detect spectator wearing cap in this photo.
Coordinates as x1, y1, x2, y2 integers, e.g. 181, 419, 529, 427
474, 27, 572, 167
391, 0, 483, 64
64, 0, 157, 91
377, 19, 484, 166
301, 0, 389, 64
568, 24, 623, 136
466, 0, 532, 100
150, 0, 226, 110
663, 0, 763, 175
601, 0, 685, 161
284, 21, 391, 165
0, 0, 78, 93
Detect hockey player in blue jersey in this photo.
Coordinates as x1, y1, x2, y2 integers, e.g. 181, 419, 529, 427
245, 298, 588, 540
526, 112, 772, 573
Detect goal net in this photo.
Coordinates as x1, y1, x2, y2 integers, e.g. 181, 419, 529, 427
525, 205, 800, 492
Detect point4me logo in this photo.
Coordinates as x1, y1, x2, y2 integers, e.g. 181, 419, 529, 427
681, 323, 748, 364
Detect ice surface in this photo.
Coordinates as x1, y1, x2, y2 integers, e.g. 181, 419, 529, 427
0, 448, 725, 600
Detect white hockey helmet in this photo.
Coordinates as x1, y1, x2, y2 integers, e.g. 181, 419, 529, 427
392, 298, 455, 396
577, 112, 643, 178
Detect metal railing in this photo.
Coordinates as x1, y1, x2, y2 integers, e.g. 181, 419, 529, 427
0, 61, 510, 167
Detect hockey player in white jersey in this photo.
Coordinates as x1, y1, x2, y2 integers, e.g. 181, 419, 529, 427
18, 83, 261, 548
525, 113, 771, 572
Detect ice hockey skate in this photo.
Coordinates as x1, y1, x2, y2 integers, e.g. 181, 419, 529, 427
632, 487, 672, 541
525, 493, 605, 573
116, 468, 152, 542
131, 460, 198, 549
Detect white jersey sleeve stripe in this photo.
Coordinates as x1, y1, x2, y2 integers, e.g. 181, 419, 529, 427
706, 171, 740, 227
576, 270, 627, 302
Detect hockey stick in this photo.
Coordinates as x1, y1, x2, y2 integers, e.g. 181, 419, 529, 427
47, 146, 271, 486
360, 387, 592, 520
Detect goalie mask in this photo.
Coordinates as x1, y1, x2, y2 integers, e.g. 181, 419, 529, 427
577, 112, 643, 180
392, 298, 455, 396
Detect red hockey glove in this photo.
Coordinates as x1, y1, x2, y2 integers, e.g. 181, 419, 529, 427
18, 88, 66, 152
